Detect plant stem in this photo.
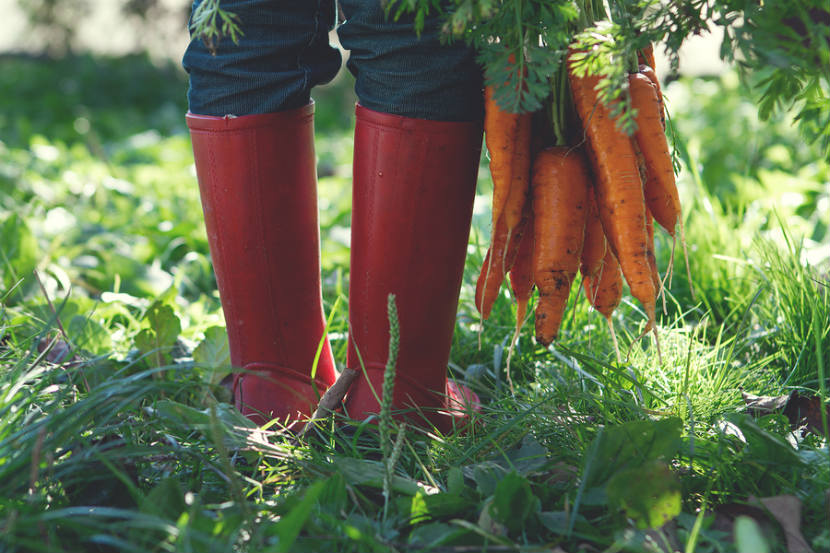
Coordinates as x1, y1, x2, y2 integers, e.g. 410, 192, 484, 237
381, 294, 400, 521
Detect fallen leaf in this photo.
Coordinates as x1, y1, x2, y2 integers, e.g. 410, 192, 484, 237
782, 392, 830, 436
743, 391, 790, 413
742, 390, 830, 436
753, 495, 814, 553
715, 496, 815, 553
38, 336, 76, 364
712, 503, 777, 544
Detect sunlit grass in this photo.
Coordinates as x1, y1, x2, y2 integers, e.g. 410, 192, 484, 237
1, 55, 828, 552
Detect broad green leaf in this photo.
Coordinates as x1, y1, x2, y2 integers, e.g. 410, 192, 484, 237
134, 328, 159, 359
538, 511, 569, 535
538, 511, 588, 535
422, 492, 473, 520
490, 471, 536, 534
193, 326, 231, 384
152, 399, 255, 452
606, 460, 682, 529
583, 417, 683, 488
154, 399, 253, 429
135, 301, 181, 365
506, 435, 549, 473
144, 302, 181, 347
316, 471, 347, 514
465, 461, 509, 497
409, 490, 429, 523
68, 314, 112, 354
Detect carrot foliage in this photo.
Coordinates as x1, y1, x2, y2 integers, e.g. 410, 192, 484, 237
384, 0, 830, 154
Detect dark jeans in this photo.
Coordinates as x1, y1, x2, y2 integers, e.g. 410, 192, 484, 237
183, 0, 484, 122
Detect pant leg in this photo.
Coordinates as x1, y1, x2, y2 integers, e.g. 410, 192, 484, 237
337, 1, 484, 122
182, 0, 342, 116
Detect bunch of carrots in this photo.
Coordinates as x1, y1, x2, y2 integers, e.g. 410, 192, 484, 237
475, 43, 689, 376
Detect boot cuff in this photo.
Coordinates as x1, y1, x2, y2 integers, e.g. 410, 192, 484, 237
186, 103, 315, 132
355, 103, 482, 135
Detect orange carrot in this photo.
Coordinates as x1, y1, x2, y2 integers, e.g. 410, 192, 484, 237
638, 64, 665, 129
505, 207, 534, 391
481, 84, 533, 319
583, 247, 623, 362
567, 51, 657, 331
645, 209, 661, 295
532, 146, 590, 346
484, 85, 532, 235
629, 72, 679, 236
580, 184, 607, 281
637, 43, 656, 74
475, 206, 530, 319
509, 208, 535, 330
475, 217, 508, 321
630, 69, 694, 299
583, 247, 623, 319
631, 138, 663, 300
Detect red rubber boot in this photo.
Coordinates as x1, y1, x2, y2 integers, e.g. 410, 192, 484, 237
186, 105, 337, 426
345, 105, 483, 433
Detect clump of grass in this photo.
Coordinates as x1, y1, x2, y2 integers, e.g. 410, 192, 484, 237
754, 231, 830, 392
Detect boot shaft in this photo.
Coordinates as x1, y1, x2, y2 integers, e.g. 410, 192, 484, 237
346, 105, 483, 429
187, 106, 337, 424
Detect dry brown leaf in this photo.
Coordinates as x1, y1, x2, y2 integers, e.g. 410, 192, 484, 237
715, 496, 815, 553
742, 391, 790, 413
742, 390, 830, 436
753, 495, 815, 553
37, 336, 76, 364
713, 502, 772, 533
782, 392, 830, 436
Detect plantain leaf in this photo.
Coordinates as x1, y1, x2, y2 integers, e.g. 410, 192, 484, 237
606, 460, 682, 529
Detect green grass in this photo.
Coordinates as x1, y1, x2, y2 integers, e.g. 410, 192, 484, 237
1, 53, 829, 552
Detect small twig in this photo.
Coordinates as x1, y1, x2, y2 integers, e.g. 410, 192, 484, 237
296, 368, 359, 440
33, 270, 69, 340
311, 368, 359, 421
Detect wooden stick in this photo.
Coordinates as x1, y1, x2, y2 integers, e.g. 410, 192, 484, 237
297, 368, 359, 439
